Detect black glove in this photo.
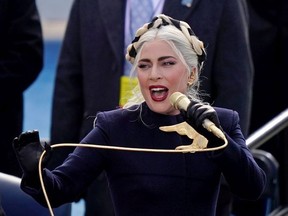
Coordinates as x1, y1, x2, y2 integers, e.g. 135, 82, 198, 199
13, 130, 51, 177
184, 102, 224, 148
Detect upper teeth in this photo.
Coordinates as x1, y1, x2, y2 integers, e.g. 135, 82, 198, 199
152, 88, 165, 92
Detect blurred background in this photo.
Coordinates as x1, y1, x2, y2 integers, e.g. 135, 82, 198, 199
23, 1, 85, 215
24, 0, 73, 138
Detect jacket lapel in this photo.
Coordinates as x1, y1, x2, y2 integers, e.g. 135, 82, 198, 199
98, 0, 126, 68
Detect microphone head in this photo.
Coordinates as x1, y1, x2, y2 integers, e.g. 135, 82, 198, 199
170, 92, 183, 108
169, 92, 190, 110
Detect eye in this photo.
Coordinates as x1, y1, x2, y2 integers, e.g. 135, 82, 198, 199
138, 62, 150, 70
162, 61, 176, 66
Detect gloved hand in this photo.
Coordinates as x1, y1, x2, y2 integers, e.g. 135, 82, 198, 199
184, 102, 224, 148
13, 130, 51, 177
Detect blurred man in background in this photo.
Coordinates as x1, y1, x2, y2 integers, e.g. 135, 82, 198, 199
0, 0, 43, 177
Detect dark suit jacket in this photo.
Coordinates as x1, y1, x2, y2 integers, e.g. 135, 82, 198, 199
248, 0, 288, 132
0, 0, 43, 177
247, 0, 288, 206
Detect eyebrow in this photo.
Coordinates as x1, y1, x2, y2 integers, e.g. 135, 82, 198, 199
139, 56, 176, 62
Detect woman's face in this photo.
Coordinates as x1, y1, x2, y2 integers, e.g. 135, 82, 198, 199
136, 39, 190, 115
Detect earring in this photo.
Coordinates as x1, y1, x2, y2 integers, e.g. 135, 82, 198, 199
187, 77, 194, 86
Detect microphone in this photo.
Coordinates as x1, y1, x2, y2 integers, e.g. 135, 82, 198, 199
169, 92, 226, 140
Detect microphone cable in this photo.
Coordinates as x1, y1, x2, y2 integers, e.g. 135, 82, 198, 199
38, 136, 227, 216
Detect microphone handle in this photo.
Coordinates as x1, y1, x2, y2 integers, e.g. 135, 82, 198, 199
202, 119, 225, 140
170, 92, 225, 140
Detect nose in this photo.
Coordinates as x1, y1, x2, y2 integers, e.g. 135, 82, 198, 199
149, 65, 162, 81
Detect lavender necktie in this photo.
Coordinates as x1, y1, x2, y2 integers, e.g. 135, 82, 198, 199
124, 0, 153, 75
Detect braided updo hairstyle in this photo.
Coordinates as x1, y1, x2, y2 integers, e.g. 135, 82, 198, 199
124, 14, 207, 108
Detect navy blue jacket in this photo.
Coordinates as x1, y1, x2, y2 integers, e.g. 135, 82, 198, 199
22, 103, 266, 216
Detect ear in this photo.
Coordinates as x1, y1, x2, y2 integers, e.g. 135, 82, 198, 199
187, 67, 196, 85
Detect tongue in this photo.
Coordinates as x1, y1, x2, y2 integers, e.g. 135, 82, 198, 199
151, 91, 168, 101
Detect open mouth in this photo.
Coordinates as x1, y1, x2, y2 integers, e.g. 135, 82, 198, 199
150, 87, 168, 101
